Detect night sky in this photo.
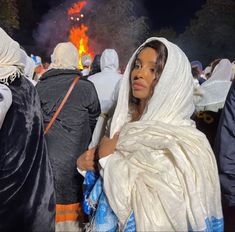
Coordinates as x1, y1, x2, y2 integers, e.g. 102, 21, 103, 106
141, 0, 206, 32
31, 0, 207, 33
15, 0, 207, 56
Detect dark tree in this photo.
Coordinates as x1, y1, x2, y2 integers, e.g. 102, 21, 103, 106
152, 27, 177, 42
0, 0, 19, 35
177, 0, 235, 66
87, 0, 149, 69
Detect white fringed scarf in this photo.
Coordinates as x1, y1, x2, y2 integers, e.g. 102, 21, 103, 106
103, 37, 223, 231
0, 28, 24, 85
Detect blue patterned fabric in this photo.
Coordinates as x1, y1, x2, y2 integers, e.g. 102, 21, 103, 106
82, 172, 223, 232
189, 217, 224, 232
82, 171, 99, 215
203, 217, 224, 232
82, 171, 136, 231
92, 192, 118, 232
123, 212, 136, 232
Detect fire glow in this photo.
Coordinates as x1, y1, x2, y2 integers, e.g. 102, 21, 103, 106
68, 1, 93, 68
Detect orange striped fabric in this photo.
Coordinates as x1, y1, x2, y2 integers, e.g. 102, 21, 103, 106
56, 203, 85, 223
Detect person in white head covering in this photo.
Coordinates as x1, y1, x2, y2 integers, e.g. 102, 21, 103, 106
20, 49, 37, 85
36, 41, 100, 231
31, 54, 44, 81
77, 49, 122, 172
49, 42, 79, 70
0, 84, 12, 128
93, 37, 223, 231
81, 54, 92, 77
88, 49, 122, 113
0, 27, 55, 231
193, 59, 233, 147
195, 59, 233, 112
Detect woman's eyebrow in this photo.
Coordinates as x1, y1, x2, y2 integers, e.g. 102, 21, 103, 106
148, 61, 157, 65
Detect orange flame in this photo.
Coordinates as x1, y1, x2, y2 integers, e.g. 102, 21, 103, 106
69, 25, 93, 68
68, 1, 93, 69
68, 1, 87, 15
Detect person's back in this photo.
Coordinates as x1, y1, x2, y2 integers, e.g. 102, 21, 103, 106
0, 27, 55, 232
88, 49, 122, 113
214, 79, 235, 231
1, 78, 56, 232
36, 42, 100, 231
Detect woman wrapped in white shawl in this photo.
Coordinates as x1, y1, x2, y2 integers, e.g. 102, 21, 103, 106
97, 37, 223, 231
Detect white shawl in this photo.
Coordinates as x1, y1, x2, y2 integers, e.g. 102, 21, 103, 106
0, 28, 24, 84
195, 59, 232, 112
103, 37, 222, 231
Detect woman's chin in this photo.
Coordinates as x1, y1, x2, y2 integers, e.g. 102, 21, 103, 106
133, 92, 147, 100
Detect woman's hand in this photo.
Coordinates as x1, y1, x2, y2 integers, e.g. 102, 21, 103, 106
77, 147, 98, 171
98, 133, 119, 159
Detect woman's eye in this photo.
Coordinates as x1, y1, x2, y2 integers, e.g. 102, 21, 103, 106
150, 68, 156, 73
134, 63, 140, 69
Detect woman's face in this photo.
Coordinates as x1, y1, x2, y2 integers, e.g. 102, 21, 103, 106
130, 47, 158, 100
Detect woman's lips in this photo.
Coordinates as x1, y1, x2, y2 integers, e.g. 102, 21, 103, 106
132, 82, 146, 90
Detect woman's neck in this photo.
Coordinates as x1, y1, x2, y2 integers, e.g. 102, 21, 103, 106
131, 99, 147, 122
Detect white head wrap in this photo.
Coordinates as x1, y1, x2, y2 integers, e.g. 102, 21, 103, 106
49, 42, 79, 70
110, 37, 195, 136
81, 54, 92, 67
100, 49, 119, 72
104, 37, 222, 231
195, 59, 232, 112
0, 28, 24, 84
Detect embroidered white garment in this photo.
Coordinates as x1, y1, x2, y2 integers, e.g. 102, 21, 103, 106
103, 37, 223, 231
0, 84, 12, 128
195, 59, 233, 112
0, 28, 24, 84
49, 42, 79, 70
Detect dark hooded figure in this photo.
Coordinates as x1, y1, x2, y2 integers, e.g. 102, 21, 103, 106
89, 54, 101, 76
214, 79, 235, 231
0, 28, 55, 231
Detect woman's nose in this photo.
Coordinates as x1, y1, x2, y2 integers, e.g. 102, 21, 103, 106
136, 68, 145, 79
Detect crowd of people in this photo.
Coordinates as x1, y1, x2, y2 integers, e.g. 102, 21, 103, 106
0, 26, 235, 232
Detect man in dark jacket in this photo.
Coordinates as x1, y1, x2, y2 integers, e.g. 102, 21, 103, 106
36, 42, 100, 231
214, 79, 235, 231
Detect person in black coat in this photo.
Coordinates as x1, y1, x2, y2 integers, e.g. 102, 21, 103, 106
214, 79, 235, 231
0, 27, 55, 232
36, 42, 100, 231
